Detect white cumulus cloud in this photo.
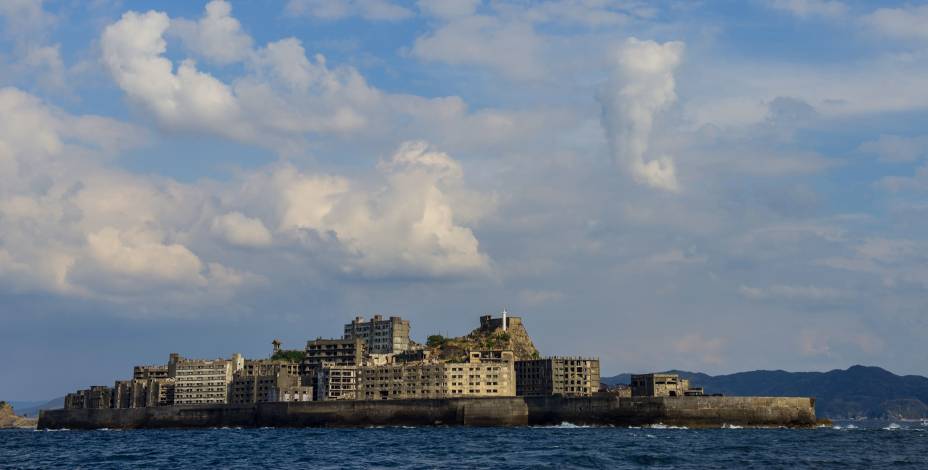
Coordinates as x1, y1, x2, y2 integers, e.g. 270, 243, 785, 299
169, 0, 253, 65
600, 38, 684, 192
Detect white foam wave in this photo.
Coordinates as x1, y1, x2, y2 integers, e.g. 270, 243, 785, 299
531, 422, 594, 429
722, 423, 743, 429
647, 423, 688, 430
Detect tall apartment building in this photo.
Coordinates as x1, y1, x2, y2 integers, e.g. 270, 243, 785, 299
343, 315, 411, 354
174, 354, 242, 405
358, 351, 516, 400
515, 357, 600, 397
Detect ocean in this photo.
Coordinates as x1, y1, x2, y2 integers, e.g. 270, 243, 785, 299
2, 421, 926, 469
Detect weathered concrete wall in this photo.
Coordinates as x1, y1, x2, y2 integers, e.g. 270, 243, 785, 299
258, 398, 529, 427
38, 395, 815, 429
38, 404, 256, 429
525, 396, 816, 428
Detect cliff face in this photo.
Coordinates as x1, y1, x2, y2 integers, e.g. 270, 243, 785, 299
0, 402, 37, 429
429, 317, 540, 361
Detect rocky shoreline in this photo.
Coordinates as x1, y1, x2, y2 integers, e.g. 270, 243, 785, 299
0, 402, 37, 429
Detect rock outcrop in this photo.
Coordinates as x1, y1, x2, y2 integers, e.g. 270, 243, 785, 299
428, 315, 540, 361
0, 401, 37, 429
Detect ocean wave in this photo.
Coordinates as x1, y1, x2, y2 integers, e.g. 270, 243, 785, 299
531, 422, 594, 429
832, 424, 859, 430
722, 424, 743, 429
647, 423, 688, 430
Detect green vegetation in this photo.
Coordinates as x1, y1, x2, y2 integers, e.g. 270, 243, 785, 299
426, 335, 446, 348
271, 350, 306, 362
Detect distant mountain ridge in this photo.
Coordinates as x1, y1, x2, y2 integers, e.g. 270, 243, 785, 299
11, 397, 64, 418
602, 365, 928, 419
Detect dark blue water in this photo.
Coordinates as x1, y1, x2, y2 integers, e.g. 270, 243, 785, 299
2, 421, 927, 469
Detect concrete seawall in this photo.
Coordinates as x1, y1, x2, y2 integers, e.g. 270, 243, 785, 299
38, 395, 816, 429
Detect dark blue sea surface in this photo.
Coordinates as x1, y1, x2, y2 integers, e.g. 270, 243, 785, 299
2, 421, 927, 469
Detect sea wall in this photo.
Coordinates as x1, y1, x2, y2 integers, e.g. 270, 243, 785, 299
38, 404, 256, 429
38, 395, 816, 429
525, 396, 816, 428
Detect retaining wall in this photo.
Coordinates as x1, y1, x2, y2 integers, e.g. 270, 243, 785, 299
38, 395, 815, 429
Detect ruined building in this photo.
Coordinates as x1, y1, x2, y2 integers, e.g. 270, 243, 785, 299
173, 354, 243, 405
343, 315, 411, 354
359, 350, 517, 400
515, 357, 600, 397
630, 373, 705, 397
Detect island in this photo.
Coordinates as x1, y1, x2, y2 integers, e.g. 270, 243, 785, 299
39, 312, 816, 429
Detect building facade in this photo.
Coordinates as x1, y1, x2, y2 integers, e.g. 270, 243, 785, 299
86, 386, 112, 409
304, 338, 365, 369
515, 357, 600, 397
64, 390, 87, 409
343, 315, 411, 354
229, 370, 312, 404
133, 364, 170, 380
242, 359, 301, 377
147, 378, 175, 406
113, 380, 149, 408
315, 364, 359, 401
358, 351, 516, 400
174, 356, 240, 405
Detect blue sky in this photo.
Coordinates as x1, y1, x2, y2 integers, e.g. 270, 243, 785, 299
3, 0, 928, 400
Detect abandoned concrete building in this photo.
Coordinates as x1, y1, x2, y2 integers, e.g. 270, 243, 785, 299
64, 385, 113, 409
343, 315, 411, 354
133, 364, 170, 380
242, 359, 301, 378
630, 373, 705, 397
63, 390, 86, 409
358, 350, 517, 400
173, 355, 242, 405
303, 338, 365, 369
314, 363, 359, 401
479, 310, 521, 332
515, 357, 601, 397
229, 369, 312, 404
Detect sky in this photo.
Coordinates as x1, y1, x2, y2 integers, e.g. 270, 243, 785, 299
2, 0, 928, 400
